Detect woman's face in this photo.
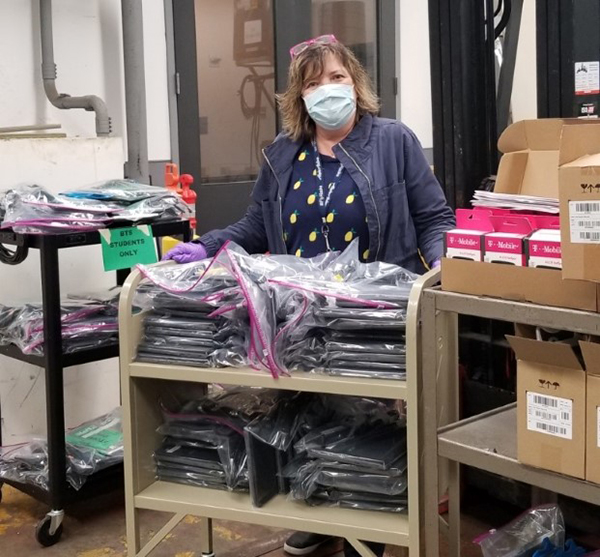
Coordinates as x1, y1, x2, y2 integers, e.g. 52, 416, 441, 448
301, 53, 354, 97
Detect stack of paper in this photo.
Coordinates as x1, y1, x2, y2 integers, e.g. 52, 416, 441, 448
472, 190, 559, 214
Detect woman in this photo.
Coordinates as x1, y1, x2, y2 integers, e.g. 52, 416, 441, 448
165, 34, 454, 271
165, 36, 454, 557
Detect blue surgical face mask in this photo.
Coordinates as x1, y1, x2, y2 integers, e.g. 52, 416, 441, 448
303, 83, 356, 130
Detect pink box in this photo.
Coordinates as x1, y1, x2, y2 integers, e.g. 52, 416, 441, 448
483, 217, 533, 266
444, 209, 494, 261
526, 229, 562, 269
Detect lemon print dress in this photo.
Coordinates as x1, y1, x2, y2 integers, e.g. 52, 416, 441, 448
282, 144, 370, 260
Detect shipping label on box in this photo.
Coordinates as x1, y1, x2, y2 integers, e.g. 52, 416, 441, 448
526, 392, 573, 439
568, 200, 600, 244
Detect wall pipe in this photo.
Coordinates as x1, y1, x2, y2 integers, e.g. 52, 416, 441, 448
39, 0, 111, 137
121, 0, 149, 182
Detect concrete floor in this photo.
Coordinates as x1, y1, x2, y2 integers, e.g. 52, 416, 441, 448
0, 484, 493, 557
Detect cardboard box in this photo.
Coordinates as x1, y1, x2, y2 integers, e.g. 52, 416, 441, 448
495, 118, 564, 198
526, 229, 562, 269
442, 258, 600, 312
442, 118, 600, 311
508, 330, 586, 479
586, 375, 600, 484
580, 341, 600, 484
559, 122, 600, 283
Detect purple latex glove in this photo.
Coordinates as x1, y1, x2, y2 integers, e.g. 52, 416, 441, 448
163, 242, 208, 264
431, 259, 441, 269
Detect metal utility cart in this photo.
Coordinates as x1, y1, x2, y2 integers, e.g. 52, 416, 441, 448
118, 266, 438, 557
0, 220, 191, 546
419, 288, 600, 557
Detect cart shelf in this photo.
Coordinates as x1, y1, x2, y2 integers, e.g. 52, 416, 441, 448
0, 343, 120, 368
129, 362, 408, 401
438, 403, 600, 507
135, 480, 409, 547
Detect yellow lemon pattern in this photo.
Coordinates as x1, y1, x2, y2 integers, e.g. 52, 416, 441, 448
282, 144, 369, 259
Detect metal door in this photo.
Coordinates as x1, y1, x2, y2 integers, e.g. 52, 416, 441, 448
172, 0, 397, 235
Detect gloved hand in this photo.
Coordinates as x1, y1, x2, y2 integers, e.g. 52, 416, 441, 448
431, 259, 441, 269
163, 242, 208, 264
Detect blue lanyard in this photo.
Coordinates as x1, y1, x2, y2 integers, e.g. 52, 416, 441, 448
312, 140, 344, 219
311, 140, 343, 251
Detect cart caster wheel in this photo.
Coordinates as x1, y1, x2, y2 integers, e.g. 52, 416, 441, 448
35, 516, 63, 547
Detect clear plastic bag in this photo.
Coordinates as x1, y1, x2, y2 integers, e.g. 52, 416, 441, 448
136, 240, 416, 378
475, 504, 565, 557
309, 488, 407, 513
0, 408, 123, 491
0, 181, 191, 233
0, 294, 120, 355
155, 388, 283, 490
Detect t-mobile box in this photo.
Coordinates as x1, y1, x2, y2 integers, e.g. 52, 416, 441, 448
484, 234, 528, 266
444, 209, 494, 261
483, 216, 533, 266
526, 229, 562, 270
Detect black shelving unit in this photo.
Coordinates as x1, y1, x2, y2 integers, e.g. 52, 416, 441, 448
0, 220, 191, 546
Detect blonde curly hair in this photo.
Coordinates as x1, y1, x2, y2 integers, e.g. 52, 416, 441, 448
277, 41, 380, 142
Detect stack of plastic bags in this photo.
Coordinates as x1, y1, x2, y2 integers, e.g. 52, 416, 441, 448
0, 180, 192, 234
154, 388, 284, 491
136, 240, 414, 380
135, 264, 248, 368
0, 408, 123, 491
0, 290, 120, 355
155, 387, 408, 513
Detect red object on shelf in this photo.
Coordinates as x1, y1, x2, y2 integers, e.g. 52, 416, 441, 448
165, 163, 196, 231
180, 173, 197, 230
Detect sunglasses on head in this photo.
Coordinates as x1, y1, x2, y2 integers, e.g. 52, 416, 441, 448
289, 34, 337, 59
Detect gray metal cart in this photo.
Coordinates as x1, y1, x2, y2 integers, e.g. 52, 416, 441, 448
420, 288, 600, 557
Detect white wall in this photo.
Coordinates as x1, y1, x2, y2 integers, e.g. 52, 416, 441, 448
0, 138, 124, 444
0, 0, 171, 443
0, 0, 170, 161
511, 0, 538, 122
399, 0, 433, 148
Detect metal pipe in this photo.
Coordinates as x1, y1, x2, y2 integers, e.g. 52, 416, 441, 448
0, 124, 61, 133
121, 0, 149, 182
39, 0, 111, 136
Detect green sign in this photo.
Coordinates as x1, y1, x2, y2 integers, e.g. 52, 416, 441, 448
66, 428, 122, 455
99, 225, 158, 271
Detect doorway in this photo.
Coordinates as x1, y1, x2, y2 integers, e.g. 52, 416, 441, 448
172, 0, 397, 234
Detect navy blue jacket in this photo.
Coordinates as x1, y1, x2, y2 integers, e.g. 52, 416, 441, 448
200, 114, 455, 273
